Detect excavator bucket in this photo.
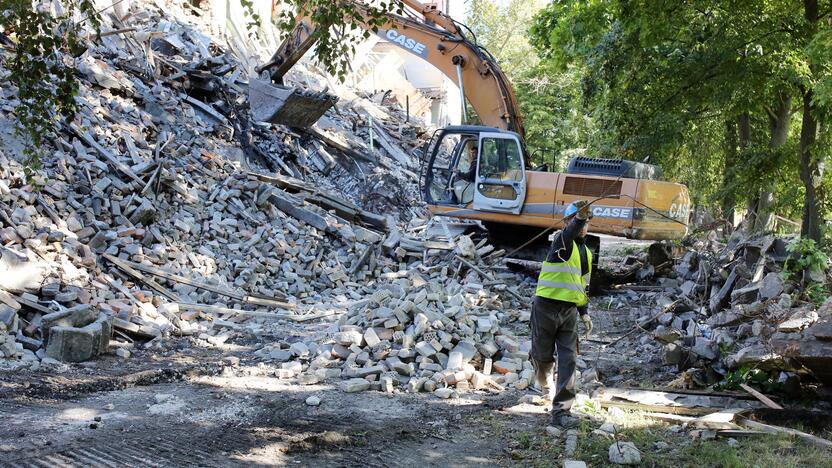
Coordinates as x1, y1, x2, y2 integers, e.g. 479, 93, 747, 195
249, 79, 338, 128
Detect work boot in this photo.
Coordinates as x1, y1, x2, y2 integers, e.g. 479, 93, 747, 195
549, 411, 578, 429
532, 359, 554, 397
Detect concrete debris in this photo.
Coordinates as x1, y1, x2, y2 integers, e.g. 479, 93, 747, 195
608, 441, 641, 465
602, 233, 832, 387
564, 429, 579, 458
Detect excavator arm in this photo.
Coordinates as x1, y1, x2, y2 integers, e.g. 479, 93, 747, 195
255, 0, 524, 136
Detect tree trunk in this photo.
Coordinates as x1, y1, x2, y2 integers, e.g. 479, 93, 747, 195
753, 91, 792, 233
735, 113, 758, 231
799, 88, 823, 242
722, 119, 738, 226
799, 0, 825, 244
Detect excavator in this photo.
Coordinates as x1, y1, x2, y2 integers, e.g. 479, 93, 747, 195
253, 0, 691, 257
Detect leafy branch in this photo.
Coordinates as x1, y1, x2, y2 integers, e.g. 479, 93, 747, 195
274, 0, 404, 82
0, 0, 100, 178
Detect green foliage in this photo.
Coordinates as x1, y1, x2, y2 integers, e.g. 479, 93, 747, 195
466, 0, 593, 164
784, 237, 829, 278
715, 366, 781, 393
782, 236, 830, 304
239, 0, 262, 38
467, 0, 546, 77
274, 0, 403, 82
0, 0, 100, 177
526, 0, 832, 230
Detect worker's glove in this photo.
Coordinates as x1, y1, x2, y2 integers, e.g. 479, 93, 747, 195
581, 314, 593, 337
574, 200, 591, 220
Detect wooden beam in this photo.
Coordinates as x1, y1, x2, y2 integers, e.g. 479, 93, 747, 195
371, 121, 413, 169
455, 255, 523, 301
178, 302, 333, 322
739, 383, 784, 410
70, 124, 145, 186
105, 257, 292, 306
740, 418, 832, 449
103, 254, 181, 302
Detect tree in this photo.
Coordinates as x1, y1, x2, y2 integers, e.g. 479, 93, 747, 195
274, 0, 403, 82
466, 0, 593, 166
529, 0, 830, 240
0, 0, 100, 175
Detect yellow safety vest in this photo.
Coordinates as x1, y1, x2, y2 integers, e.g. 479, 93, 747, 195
535, 241, 592, 306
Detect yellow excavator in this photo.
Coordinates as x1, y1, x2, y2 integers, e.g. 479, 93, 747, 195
253, 0, 691, 251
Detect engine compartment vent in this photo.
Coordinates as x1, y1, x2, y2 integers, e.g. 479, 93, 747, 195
566, 156, 663, 181
563, 177, 622, 198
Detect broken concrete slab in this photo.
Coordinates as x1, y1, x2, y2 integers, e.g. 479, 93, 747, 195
45, 315, 112, 362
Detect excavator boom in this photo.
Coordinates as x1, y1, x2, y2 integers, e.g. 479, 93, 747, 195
255, 2, 690, 244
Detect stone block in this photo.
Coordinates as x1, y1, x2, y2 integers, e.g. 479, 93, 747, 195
341, 378, 370, 393
41, 305, 96, 345
363, 327, 381, 347
759, 272, 784, 301
608, 441, 641, 465
45, 315, 111, 362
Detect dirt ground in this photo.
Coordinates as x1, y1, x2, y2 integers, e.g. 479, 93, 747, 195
0, 338, 554, 467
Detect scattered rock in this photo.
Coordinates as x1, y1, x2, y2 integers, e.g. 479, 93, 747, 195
608, 441, 641, 465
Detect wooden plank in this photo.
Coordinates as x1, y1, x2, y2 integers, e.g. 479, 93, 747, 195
109, 257, 293, 307
307, 125, 376, 163
643, 412, 695, 423
740, 418, 832, 449
70, 124, 145, 186
371, 121, 412, 168
351, 244, 375, 275
268, 191, 333, 234
0, 290, 22, 310
598, 399, 716, 416
11, 294, 51, 314
103, 254, 181, 302
250, 170, 387, 231
184, 96, 228, 124
739, 383, 784, 410
112, 258, 244, 300
455, 255, 523, 301
243, 295, 294, 309
177, 303, 330, 322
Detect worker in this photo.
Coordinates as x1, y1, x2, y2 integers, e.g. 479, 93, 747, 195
531, 200, 594, 428
452, 142, 478, 204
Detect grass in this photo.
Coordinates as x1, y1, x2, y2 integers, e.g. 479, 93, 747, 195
507, 406, 832, 468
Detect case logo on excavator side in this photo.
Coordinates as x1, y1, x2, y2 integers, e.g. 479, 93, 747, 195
378, 29, 428, 59
592, 206, 632, 219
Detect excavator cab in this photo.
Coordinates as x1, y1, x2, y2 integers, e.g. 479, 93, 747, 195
423, 126, 527, 215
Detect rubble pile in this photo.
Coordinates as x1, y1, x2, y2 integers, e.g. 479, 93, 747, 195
253, 232, 537, 396
0, 0, 451, 368
606, 233, 832, 389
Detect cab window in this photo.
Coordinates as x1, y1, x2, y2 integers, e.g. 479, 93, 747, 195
478, 137, 523, 181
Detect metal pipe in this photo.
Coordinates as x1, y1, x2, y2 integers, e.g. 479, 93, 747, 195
455, 63, 467, 123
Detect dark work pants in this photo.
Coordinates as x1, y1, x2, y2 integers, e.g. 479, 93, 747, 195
530, 295, 578, 415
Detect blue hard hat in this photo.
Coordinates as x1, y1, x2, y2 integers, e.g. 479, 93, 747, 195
563, 203, 578, 218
